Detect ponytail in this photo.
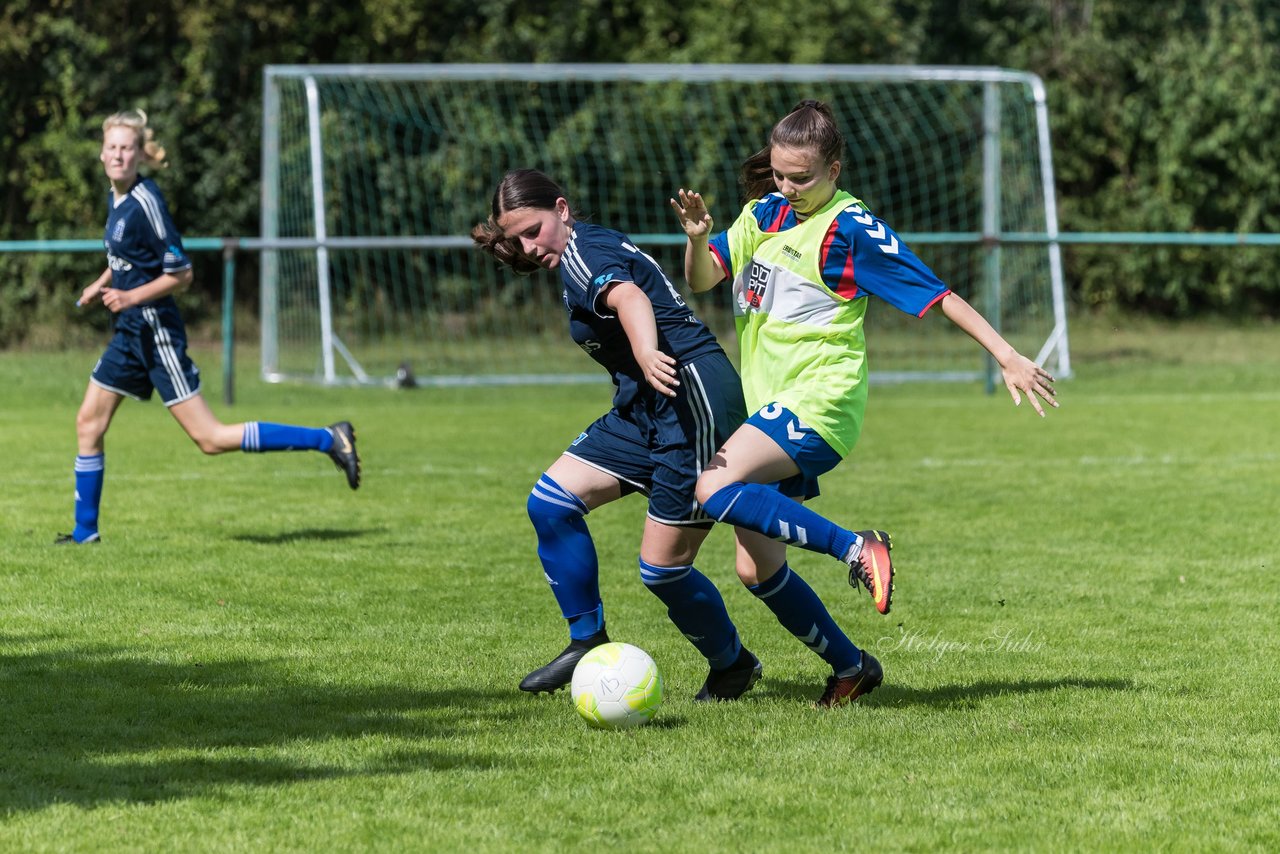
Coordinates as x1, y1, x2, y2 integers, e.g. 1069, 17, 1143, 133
470, 220, 543, 275
102, 108, 168, 168
471, 169, 580, 275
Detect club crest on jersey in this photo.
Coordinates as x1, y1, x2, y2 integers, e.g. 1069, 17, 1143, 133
745, 260, 771, 309
111, 219, 126, 242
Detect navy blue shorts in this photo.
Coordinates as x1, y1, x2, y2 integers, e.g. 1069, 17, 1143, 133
565, 352, 746, 526
745, 403, 844, 501
90, 307, 201, 406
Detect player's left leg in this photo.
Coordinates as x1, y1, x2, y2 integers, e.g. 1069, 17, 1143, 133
167, 394, 360, 489
635, 518, 760, 701
641, 355, 761, 701
734, 527, 882, 708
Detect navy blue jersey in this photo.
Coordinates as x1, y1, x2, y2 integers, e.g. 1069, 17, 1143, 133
560, 221, 724, 407
103, 176, 192, 334
709, 193, 950, 318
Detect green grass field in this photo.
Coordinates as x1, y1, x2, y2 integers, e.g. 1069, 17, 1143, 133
2, 318, 1278, 852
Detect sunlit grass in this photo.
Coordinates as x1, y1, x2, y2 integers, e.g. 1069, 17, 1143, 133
1, 318, 1277, 851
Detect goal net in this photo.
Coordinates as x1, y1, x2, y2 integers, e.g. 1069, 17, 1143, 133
260, 64, 1069, 387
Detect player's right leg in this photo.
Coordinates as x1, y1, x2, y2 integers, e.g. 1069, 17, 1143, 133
57, 382, 124, 545
637, 353, 761, 701
635, 518, 761, 702
519, 454, 624, 694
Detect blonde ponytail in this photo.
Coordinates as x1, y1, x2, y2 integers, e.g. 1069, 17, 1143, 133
102, 108, 168, 168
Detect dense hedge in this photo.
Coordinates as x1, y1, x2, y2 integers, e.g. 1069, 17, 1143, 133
2, 0, 1277, 345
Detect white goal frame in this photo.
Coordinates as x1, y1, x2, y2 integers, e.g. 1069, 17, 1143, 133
260, 63, 1070, 387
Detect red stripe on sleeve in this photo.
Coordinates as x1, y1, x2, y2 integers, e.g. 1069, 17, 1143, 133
824, 222, 859, 299
766, 203, 789, 232
708, 243, 730, 279
918, 289, 951, 317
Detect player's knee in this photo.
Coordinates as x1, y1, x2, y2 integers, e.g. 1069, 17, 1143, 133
75, 409, 108, 445
734, 560, 762, 587
193, 435, 223, 455
698, 480, 743, 519
527, 474, 588, 534
74, 397, 115, 446
695, 469, 735, 506
185, 426, 230, 455
638, 542, 698, 570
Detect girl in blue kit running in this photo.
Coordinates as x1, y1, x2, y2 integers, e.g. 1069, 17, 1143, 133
672, 99, 1058, 706
57, 109, 360, 545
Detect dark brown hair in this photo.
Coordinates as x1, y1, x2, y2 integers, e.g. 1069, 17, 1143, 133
739, 100, 845, 203
470, 169, 578, 274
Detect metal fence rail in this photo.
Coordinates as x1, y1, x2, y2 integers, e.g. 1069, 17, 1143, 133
6, 230, 1280, 405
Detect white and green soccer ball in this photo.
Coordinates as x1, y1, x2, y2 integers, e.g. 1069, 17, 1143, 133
570, 642, 663, 730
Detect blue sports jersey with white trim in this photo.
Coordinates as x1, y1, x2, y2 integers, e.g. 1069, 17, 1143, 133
561, 221, 724, 407
103, 176, 191, 333
708, 193, 949, 318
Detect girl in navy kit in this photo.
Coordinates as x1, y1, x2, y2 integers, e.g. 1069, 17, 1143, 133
58, 109, 360, 545
473, 169, 762, 701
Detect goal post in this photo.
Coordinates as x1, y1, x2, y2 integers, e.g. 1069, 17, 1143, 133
260, 64, 1070, 387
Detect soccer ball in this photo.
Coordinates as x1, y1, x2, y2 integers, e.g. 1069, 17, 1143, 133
570, 642, 663, 729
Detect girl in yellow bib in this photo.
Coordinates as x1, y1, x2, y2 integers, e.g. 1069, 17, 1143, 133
672, 100, 1057, 707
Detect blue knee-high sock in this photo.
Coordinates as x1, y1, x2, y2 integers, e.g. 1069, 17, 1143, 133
749, 563, 862, 674
72, 453, 105, 543
702, 482, 861, 563
639, 558, 741, 670
241, 422, 333, 453
527, 474, 604, 640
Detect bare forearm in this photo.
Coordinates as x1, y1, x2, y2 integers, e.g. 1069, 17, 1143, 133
940, 291, 1058, 415
940, 292, 1017, 366
133, 269, 193, 303
98, 268, 193, 313
684, 237, 724, 293
608, 282, 680, 396
615, 288, 660, 354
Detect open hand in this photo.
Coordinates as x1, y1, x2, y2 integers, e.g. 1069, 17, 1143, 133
1002, 353, 1058, 417
669, 189, 713, 239
636, 347, 680, 398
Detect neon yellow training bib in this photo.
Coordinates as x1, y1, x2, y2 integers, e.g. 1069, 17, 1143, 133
721, 190, 868, 458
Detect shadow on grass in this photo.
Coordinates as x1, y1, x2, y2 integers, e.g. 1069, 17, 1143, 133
231, 527, 382, 544
758, 675, 1133, 707
0, 640, 511, 813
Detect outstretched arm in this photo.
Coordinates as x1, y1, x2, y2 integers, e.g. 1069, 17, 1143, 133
604, 281, 680, 398
669, 189, 726, 293
940, 292, 1058, 416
